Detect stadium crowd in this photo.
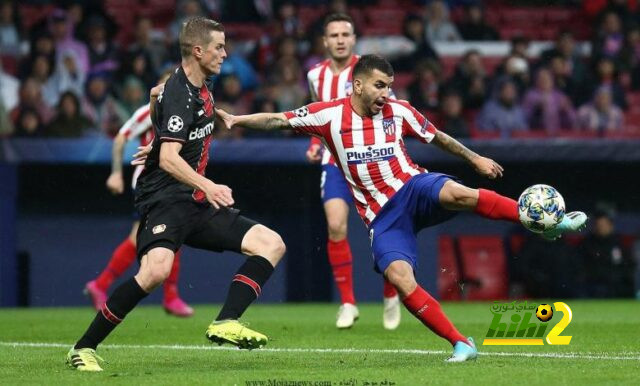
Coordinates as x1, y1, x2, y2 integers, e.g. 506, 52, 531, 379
1, 0, 640, 139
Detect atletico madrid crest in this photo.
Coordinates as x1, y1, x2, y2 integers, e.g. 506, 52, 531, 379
382, 118, 396, 136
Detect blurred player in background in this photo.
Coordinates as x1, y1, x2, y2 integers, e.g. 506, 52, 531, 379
306, 13, 400, 330
216, 54, 587, 361
84, 70, 194, 318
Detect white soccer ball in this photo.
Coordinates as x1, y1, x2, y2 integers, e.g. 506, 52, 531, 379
517, 184, 565, 233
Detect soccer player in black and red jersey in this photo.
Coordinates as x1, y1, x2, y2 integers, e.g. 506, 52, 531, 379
67, 17, 285, 371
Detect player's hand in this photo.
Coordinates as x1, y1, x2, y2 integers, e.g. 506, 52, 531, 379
150, 83, 164, 99
305, 143, 322, 163
131, 144, 152, 165
203, 181, 234, 209
471, 156, 504, 179
106, 172, 125, 194
215, 108, 236, 130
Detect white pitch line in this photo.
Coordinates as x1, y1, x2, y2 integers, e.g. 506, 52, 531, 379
1, 341, 639, 361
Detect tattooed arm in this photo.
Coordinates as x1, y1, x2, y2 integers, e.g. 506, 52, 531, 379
431, 130, 504, 179
216, 109, 291, 131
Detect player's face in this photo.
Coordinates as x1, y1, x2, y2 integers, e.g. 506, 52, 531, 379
354, 69, 393, 116
323, 21, 356, 61
199, 31, 226, 76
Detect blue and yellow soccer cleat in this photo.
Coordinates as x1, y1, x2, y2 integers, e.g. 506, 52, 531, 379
445, 337, 478, 363
66, 347, 104, 371
542, 211, 588, 241
205, 320, 268, 350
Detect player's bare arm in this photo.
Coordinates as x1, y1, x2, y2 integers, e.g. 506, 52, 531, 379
431, 130, 504, 179
216, 108, 291, 131
159, 141, 234, 209
106, 132, 127, 194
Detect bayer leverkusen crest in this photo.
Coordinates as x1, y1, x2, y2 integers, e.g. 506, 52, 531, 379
383, 118, 396, 136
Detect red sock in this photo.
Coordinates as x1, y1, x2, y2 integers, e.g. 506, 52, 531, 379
95, 238, 137, 291
163, 250, 181, 302
475, 189, 519, 223
383, 278, 397, 298
327, 239, 356, 305
403, 286, 468, 346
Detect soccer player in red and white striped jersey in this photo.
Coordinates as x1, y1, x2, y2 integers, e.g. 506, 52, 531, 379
85, 70, 194, 318
305, 13, 400, 330
217, 54, 587, 361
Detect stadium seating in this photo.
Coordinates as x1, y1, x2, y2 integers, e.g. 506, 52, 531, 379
456, 235, 509, 300
437, 236, 462, 300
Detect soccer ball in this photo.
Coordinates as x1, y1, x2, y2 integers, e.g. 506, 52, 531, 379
536, 304, 553, 322
517, 184, 565, 233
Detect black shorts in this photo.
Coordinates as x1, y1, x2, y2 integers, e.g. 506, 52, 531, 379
136, 200, 258, 261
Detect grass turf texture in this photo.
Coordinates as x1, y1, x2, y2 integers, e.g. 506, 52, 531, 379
1, 300, 638, 385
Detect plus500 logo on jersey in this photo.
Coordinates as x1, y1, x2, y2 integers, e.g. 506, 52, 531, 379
189, 122, 214, 140
346, 144, 395, 164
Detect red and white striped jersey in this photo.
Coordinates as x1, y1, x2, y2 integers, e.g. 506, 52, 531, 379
117, 104, 154, 188
307, 55, 359, 166
285, 98, 438, 225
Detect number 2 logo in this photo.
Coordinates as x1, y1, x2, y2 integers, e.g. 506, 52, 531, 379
546, 302, 573, 345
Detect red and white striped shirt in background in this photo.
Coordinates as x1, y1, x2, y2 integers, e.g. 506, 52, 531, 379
117, 104, 154, 188
306, 55, 359, 166
285, 98, 438, 226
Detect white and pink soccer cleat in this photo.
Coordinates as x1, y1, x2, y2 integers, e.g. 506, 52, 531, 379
163, 297, 194, 317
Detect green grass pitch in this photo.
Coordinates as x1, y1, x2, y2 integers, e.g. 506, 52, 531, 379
1, 300, 638, 385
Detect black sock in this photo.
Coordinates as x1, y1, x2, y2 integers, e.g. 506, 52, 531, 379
216, 256, 274, 321
75, 277, 148, 350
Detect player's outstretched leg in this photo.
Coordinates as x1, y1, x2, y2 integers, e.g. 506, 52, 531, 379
385, 260, 477, 362
162, 250, 194, 317
324, 198, 359, 329
382, 278, 401, 330
440, 183, 587, 239
85, 232, 138, 310
206, 225, 285, 349
68, 248, 173, 371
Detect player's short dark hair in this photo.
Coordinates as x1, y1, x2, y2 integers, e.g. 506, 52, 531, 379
323, 13, 355, 34
179, 16, 225, 58
352, 54, 394, 79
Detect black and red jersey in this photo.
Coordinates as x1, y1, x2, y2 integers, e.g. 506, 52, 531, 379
135, 66, 216, 212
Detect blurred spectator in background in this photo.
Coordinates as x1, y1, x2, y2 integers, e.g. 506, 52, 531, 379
620, 26, 640, 90
303, 34, 327, 73
44, 48, 86, 107
118, 76, 146, 116
577, 86, 624, 133
541, 30, 588, 103
221, 0, 263, 22
547, 54, 581, 105
118, 49, 157, 91
169, 0, 205, 40
595, 0, 635, 30
522, 68, 576, 132
592, 11, 625, 63
494, 55, 530, 97
0, 61, 19, 111
0, 0, 20, 53
215, 74, 249, 115
46, 91, 92, 137
446, 49, 489, 109
393, 14, 439, 73
0, 97, 13, 137
510, 35, 531, 62
589, 57, 627, 109
81, 72, 127, 137
456, 3, 500, 41
14, 107, 45, 137
277, 2, 304, 39
20, 33, 56, 80
307, 0, 350, 38
437, 89, 469, 138
476, 78, 528, 137
128, 17, 168, 77
424, 0, 461, 43
27, 55, 53, 94
84, 15, 119, 76
49, 8, 89, 79
407, 59, 442, 112
220, 40, 259, 91
10, 78, 54, 126
578, 205, 635, 298
273, 59, 306, 112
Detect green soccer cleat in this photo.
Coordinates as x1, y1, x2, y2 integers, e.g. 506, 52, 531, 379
205, 320, 268, 350
542, 211, 588, 241
66, 347, 104, 372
